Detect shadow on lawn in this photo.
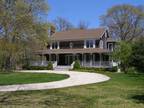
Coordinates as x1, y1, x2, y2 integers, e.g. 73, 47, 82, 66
131, 94, 144, 104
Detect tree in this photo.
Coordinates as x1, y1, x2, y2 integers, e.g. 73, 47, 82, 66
130, 38, 144, 72
101, 4, 144, 41
53, 17, 74, 31
112, 41, 132, 73
78, 20, 89, 29
0, 0, 49, 70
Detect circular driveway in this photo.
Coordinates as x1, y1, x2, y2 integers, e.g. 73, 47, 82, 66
0, 70, 110, 92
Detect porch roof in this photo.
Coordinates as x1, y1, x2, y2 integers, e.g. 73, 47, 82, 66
35, 48, 110, 54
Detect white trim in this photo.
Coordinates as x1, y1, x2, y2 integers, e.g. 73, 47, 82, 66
93, 40, 96, 48
57, 41, 60, 49
99, 40, 103, 49
84, 40, 87, 48
50, 43, 52, 49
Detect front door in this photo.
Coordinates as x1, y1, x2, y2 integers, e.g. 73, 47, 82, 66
66, 55, 73, 65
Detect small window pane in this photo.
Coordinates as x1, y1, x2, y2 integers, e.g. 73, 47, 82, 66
89, 40, 93, 48
86, 41, 89, 48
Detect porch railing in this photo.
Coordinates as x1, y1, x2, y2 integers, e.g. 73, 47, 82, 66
30, 61, 56, 67
81, 61, 112, 68
31, 61, 113, 68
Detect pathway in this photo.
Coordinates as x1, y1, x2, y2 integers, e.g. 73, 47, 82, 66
0, 70, 110, 92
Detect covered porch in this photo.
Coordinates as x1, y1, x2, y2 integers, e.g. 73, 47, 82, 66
33, 48, 112, 68
45, 53, 112, 68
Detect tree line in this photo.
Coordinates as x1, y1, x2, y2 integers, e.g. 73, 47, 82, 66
101, 4, 144, 73
0, 0, 49, 71
53, 17, 89, 31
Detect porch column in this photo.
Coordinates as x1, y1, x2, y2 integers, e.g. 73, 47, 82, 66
84, 40, 86, 48
83, 54, 86, 67
56, 54, 59, 62
99, 53, 102, 67
41, 54, 43, 65
50, 42, 52, 49
82, 53, 83, 66
108, 53, 110, 66
93, 40, 96, 48
93, 53, 95, 66
90, 53, 92, 67
73, 53, 75, 62
57, 42, 60, 49
41, 54, 43, 62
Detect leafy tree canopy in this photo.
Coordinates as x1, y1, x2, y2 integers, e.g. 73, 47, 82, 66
101, 4, 144, 41
112, 41, 132, 73
130, 38, 144, 72
0, 0, 49, 70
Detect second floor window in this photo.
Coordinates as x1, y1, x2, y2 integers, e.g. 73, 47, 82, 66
95, 40, 100, 48
108, 43, 113, 51
86, 40, 93, 48
52, 42, 58, 49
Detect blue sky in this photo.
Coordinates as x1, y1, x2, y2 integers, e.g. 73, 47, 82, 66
47, 0, 144, 28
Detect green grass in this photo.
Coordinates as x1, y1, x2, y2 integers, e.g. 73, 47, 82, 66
0, 72, 69, 85
0, 71, 143, 108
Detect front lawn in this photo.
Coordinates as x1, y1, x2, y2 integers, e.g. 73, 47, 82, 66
0, 71, 143, 108
0, 72, 69, 85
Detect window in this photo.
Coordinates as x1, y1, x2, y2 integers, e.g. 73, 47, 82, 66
73, 41, 84, 48
60, 42, 69, 49
108, 43, 113, 51
86, 41, 89, 48
89, 40, 93, 48
86, 40, 93, 48
52, 42, 58, 49
95, 40, 100, 48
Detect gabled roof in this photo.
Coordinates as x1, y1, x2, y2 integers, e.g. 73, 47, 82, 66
50, 28, 106, 41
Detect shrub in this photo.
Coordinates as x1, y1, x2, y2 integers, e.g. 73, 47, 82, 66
22, 62, 53, 70
47, 62, 53, 70
22, 63, 31, 70
73, 67, 106, 72
126, 67, 137, 73
94, 68, 105, 72
106, 66, 117, 72
73, 60, 81, 69
27, 66, 47, 70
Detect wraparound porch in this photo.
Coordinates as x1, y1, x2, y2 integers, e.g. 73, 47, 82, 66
31, 53, 113, 68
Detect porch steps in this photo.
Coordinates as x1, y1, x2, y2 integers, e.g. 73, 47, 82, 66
54, 66, 71, 71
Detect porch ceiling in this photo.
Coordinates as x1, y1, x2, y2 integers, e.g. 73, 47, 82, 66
35, 48, 110, 54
